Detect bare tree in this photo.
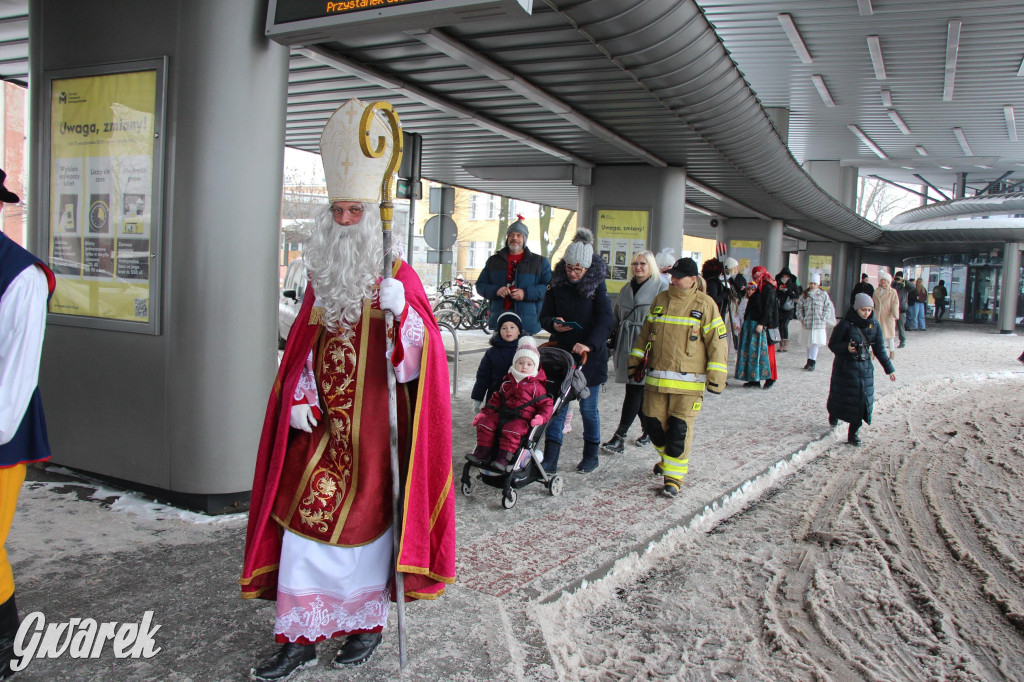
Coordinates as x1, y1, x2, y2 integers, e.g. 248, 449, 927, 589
856, 177, 921, 224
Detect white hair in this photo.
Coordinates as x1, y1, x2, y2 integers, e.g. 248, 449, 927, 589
303, 203, 388, 332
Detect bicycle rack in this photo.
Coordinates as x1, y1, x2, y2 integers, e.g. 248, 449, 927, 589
437, 321, 458, 397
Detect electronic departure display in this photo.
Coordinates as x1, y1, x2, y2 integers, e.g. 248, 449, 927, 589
274, 0, 434, 24
266, 0, 532, 43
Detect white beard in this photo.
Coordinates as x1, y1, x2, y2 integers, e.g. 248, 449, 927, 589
303, 204, 384, 332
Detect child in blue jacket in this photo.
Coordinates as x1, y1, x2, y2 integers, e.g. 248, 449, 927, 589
471, 311, 523, 412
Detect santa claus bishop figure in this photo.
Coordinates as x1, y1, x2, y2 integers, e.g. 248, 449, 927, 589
240, 99, 456, 680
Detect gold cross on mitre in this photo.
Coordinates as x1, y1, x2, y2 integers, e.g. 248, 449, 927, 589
320, 98, 395, 205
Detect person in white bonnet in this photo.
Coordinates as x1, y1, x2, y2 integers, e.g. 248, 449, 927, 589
795, 272, 835, 371
872, 270, 900, 358
470, 336, 554, 471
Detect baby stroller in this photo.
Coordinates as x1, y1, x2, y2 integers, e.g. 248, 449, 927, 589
461, 344, 589, 509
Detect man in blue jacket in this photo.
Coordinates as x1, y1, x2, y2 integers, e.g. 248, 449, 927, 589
475, 216, 551, 334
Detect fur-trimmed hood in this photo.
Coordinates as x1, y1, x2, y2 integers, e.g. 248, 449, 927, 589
549, 254, 608, 299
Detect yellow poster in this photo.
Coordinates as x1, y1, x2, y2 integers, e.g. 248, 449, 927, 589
595, 209, 649, 294
809, 254, 833, 293
47, 70, 157, 323
728, 239, 761, 280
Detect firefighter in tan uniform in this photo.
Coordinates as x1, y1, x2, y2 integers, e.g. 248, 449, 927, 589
628, 257, 728, 498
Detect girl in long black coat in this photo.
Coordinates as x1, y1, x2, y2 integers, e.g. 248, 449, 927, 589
827, 299, 896, 445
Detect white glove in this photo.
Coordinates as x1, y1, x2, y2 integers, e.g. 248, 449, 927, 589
289, 404, 318, 433
472, 400, 482, 413
379, 278, 406, 316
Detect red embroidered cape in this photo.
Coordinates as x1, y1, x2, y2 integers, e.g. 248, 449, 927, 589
240, 260, 455, 601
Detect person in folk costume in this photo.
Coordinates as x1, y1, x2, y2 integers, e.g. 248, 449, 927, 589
0, 171, 56, 680
735, 265, 779, 389
629, 258, 728, 498
241, 99, 455, 680
795, 272, 835, 371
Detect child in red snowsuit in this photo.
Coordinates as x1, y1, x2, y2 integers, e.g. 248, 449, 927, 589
469, 336, 554, 471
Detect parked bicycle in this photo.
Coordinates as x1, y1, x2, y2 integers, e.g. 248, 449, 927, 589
433, 278, 490, 331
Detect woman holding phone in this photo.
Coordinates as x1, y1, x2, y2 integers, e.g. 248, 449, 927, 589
540, 228, 613, 474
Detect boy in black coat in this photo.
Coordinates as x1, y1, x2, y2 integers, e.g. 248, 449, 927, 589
827, 293, 896, 445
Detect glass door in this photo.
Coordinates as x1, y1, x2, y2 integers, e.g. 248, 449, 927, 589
965, 267, 1000, 323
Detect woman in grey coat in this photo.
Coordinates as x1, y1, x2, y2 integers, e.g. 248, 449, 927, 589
602, 250, 667, 453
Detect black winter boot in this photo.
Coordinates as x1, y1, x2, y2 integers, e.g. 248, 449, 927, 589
635, 432, 651, 447
542, 440, 561, 474
807, 360, 816, 371
577, 441, 600, 473
847, 424, 861, 446
0, 594, 19, 680
333, 632, 383, 668
601, 432, 626, 454
251, 642, 317, 681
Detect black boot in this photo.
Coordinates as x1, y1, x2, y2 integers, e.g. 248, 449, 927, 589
807, 360, 815, 371
743, 381, 760, 388
847, 425, 861, 446
762, 379, 775, 389
251, 642, 317, 681
333, 632, 383, 668
635, 432, 651, 447
601, 432, 625, 454
577, 441, 600, 473
802, 359, 811, 369
0, 594, 19, 680
542, 440, 561, 474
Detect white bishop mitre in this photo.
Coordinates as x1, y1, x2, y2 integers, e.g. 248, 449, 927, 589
319, 98, 397, 204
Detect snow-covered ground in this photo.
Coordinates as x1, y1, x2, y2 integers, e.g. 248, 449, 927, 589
7, 322, 1024, 680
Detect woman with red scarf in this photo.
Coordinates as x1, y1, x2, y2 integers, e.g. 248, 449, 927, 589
735, 266, 779, 389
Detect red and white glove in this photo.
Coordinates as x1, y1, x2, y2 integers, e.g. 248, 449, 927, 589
290, 404, 319, 433
530, 415, 545, 427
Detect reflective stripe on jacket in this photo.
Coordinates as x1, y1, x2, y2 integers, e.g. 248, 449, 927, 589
628, 286, 728, 394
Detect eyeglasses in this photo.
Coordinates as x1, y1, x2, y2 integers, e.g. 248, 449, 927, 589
565, 265, 586, 275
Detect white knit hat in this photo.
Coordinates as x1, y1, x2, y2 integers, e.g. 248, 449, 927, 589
511, 336, 540, 376
563, 228, 595, 267
809, 272, 821, 284
878, 270, 891, 282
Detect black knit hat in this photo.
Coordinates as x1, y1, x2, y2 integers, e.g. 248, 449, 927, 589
495, 311, 523, 335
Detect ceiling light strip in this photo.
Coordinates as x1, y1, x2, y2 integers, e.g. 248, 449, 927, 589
942, 20, 962, 102
1004, 105, 1018, 142
847, 124, 888, 158
953, 127, 973, 156
857, 0, 874, 16
915, 146, 928, 156
866, 36, 887, 80
879, 89, 892, 107
1018, 56, 1024, 77
810, 75, 835, 107
778, 14, 813, 64
887, 109, 911, 135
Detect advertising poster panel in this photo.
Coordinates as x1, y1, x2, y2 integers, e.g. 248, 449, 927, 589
808, 254, 834, 293
595, 209, 649, 294
45, 66, 162, 329
728, 239, 762, 279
